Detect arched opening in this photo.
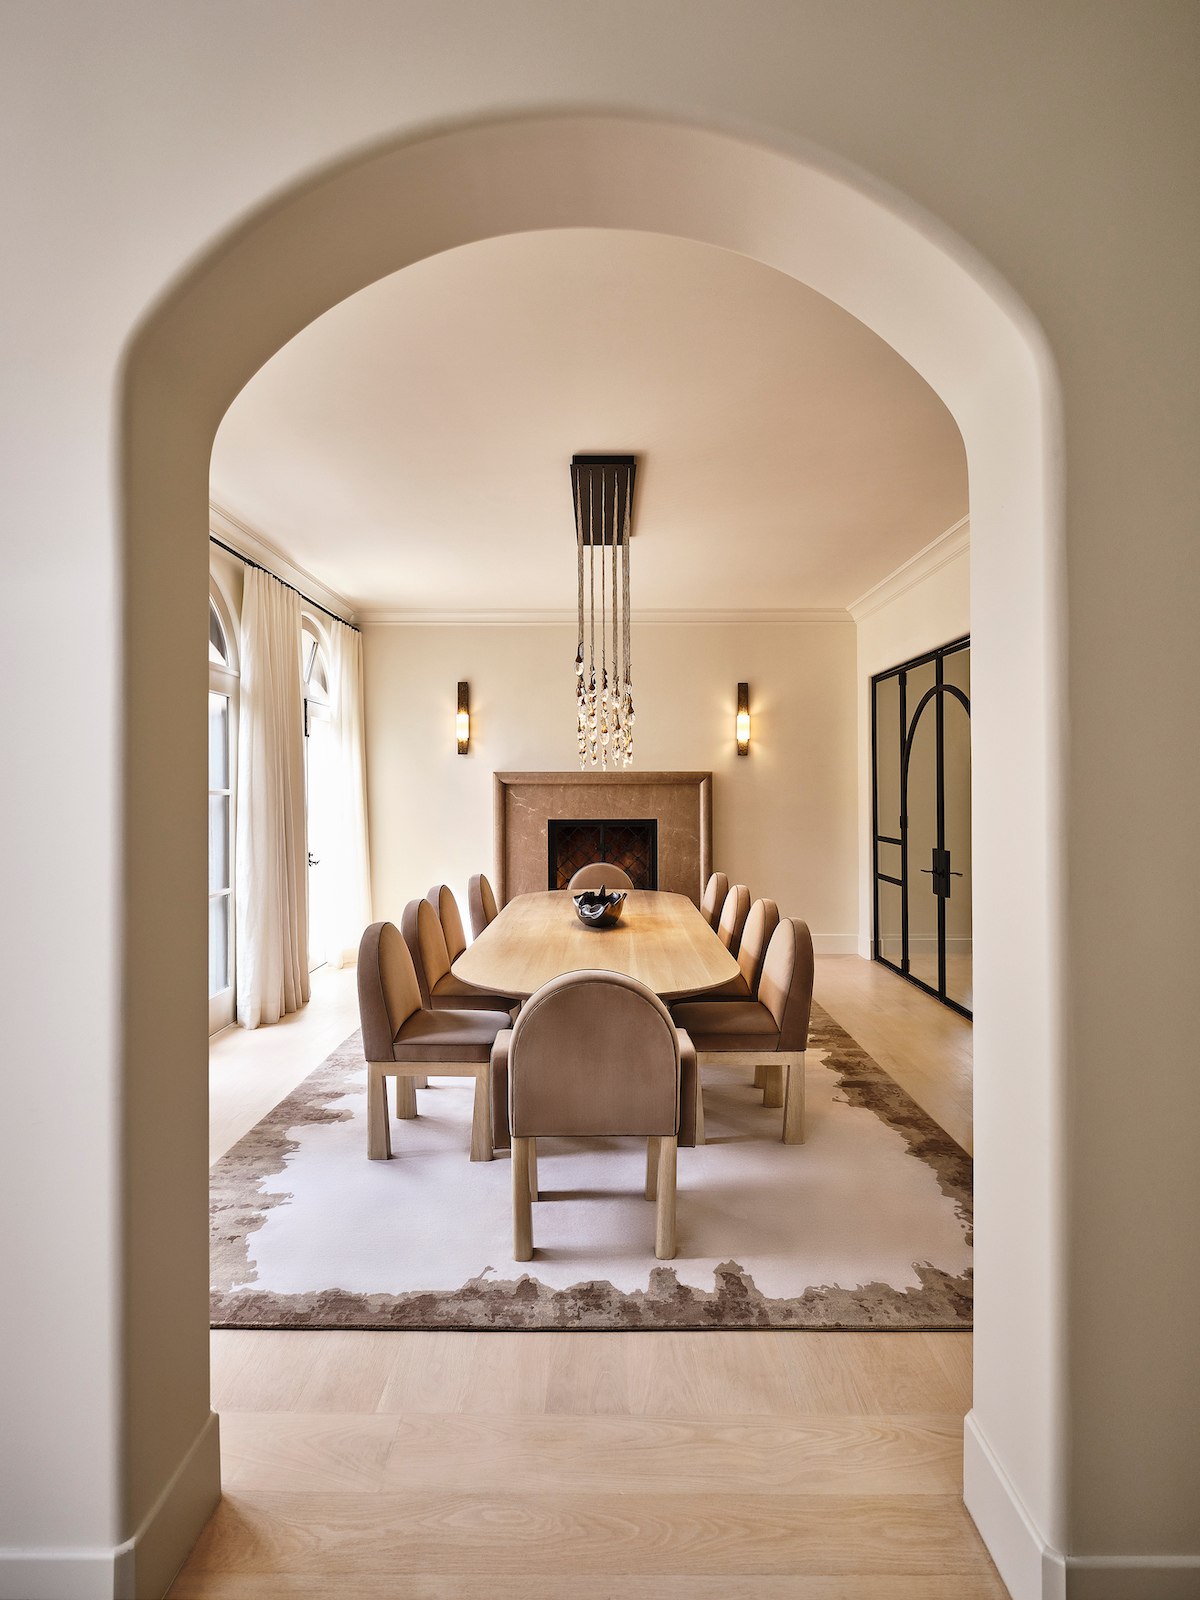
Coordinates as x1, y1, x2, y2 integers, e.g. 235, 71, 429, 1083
121, 115, 1064, 1582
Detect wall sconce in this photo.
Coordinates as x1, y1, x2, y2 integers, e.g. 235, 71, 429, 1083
736, 682, 750, 755
456, 681, 470, 755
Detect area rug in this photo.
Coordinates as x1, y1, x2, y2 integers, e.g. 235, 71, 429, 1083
210, 1004, 971, 1331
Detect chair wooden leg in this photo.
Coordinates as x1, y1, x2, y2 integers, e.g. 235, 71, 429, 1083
753, 1065, 767, 1090
762, 1063, 785, 1109
470, 1068, 493, 1162
645, 1135, 661, 1200
413, 1075, 428, 1089
528, 1137, 538, 1200
512, 1137, 533, 1260
655, 1135, 677, 1260
694, 1068, 706, 1146
782, 1053, 806, 1144
367, 1064, 392, 1160
395, 1076, 417, 1119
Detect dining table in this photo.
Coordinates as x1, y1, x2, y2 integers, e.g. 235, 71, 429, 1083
451, 888, 739, 1002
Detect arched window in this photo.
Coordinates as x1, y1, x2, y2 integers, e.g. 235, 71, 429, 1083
209, 583, 239, 1031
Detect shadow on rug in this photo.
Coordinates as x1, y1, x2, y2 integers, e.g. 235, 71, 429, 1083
210, 1003, 972, 1332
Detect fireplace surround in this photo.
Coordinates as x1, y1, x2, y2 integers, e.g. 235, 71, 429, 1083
493, 771, 712, 907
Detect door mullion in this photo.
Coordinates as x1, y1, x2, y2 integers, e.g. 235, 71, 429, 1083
899, 670, 909, 975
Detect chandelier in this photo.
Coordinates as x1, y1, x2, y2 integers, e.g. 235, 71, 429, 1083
571, 455, 636, 770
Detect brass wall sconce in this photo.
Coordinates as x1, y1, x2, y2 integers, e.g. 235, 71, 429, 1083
457, 682, 470, 754
736, 682, 750, 755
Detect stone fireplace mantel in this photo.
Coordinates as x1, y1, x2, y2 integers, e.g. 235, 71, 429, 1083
493, 771, 712, 907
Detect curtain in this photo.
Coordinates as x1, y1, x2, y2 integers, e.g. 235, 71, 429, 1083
316, 618, 373, 968
235, 567, 309, 1028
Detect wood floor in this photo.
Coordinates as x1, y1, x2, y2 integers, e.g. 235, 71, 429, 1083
182, 955, 995, 1598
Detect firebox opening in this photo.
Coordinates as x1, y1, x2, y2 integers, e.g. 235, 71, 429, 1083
548, 819, 659, 891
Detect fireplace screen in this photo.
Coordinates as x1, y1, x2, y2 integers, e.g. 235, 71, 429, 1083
548, 819, 658, 891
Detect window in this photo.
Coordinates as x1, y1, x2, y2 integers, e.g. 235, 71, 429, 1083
301, 616, 334, 973
209, 587, 239, 1031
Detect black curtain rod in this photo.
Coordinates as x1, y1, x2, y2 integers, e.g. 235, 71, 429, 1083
209, 534, 360, 634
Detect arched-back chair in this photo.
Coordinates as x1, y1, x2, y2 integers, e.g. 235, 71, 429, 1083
426, 883, 467, 963
468, 872, 499, 939
716, 884, 751, 958
357, 921, 505, 1161
674, 898, 779, 1004
566, 862, 635, 894
699, 872, 728, 928
671, 918, 815, 1145
401, 897, 517, 1014
492, 970, 697, 1262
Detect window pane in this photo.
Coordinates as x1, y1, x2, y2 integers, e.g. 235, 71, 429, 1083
209, 794, 229, 890
209, 692, 229, 789
877, 877, 903, 964
874, 674, 901, 838
209, 601, 228, 664
209, 894, 230, 995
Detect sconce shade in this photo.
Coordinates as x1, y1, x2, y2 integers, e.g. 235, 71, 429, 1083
457, 681, 470, 755
736, 682, 750, 755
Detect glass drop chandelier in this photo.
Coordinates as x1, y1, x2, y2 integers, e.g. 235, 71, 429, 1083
571, 455, 636, 770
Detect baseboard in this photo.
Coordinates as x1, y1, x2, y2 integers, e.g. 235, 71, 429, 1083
0, 1412, 221, 1600
964, 1412, 1200, 1600
812, 934, 859, 955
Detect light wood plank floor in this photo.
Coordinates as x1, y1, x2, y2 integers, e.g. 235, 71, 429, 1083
814, 955, 973, 1155
181, 956, 992, 1598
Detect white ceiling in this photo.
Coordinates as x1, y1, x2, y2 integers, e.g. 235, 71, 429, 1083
210, 229, 968, 618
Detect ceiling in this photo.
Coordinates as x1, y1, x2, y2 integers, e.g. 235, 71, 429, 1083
210, 229, 968, 618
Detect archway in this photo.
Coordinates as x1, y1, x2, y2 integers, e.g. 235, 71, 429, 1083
122, 114, 1064, 1591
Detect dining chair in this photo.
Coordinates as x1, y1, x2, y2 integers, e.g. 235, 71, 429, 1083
674, 897, 779, 1004
467, 872, 499, 939
357, 920, 505, 1161
699, 871, 728, 928
489, 970, 698, 1261
565, 862, 636, 894
671, 918, 814, 1145
716, 883, 751, 958
426, 882, 467, 963
402, 897, 518, 1014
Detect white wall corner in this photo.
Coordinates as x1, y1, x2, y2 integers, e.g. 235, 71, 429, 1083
964, 1410, 1064, 1600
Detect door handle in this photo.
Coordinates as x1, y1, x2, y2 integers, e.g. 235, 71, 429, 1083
308, 853, 320, 867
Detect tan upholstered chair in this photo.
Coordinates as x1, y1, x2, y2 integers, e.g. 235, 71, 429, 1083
675, 897, 779, 1004
489, 970, 698, 1261
716, 883, 751, 958
402, 897, 518, 1015
426, 883, 467, 963
566, 862, 635, 894
357, 921, 506, 1162
671, 919, 814, 1145
699, 871, 728, 928
467, 872, 498, 940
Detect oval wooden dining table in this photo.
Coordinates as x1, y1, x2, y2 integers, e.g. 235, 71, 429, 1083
452, 888, 739, 1001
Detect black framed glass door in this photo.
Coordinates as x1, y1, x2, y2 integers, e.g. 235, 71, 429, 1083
872, 636, 971, 1017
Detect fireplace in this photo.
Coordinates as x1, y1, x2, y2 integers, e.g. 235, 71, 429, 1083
548, 819, 658, 891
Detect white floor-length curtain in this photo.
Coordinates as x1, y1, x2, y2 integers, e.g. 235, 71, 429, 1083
235, 567, 310, 1027
316, 618, 373, 967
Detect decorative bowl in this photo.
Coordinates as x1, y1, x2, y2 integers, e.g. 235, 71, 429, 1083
572, 888, 628, 929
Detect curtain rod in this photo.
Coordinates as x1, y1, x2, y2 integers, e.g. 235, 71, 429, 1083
209, 534, 361, 633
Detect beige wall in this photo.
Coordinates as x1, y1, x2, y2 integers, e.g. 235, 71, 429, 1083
854, 529, 972, 956
3, 10, 1198, 1600
363, 622, 859, 948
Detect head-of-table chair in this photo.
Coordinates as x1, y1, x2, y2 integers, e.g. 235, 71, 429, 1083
357, 920, 505, 1162
467, 872, 499, 939
565, 862, 635, 894
489, 970, 698, 1262
671, 917, 814, 1145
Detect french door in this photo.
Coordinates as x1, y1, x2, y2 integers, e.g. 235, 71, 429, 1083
871, 636, 972, 1017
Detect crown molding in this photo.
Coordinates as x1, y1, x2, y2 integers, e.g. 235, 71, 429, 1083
357, 607, 852, 627
208, 501, 359, 626
848, 515, 970, 622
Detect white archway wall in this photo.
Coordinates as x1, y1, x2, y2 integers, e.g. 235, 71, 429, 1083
120, 118, 1063, 1590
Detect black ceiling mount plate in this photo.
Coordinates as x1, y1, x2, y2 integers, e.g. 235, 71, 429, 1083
571, 454, 637, 545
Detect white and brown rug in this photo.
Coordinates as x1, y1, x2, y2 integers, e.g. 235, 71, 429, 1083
210, 1005, 971, 1331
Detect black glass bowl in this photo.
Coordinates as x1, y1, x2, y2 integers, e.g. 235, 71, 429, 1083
572, 888, 628, 928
